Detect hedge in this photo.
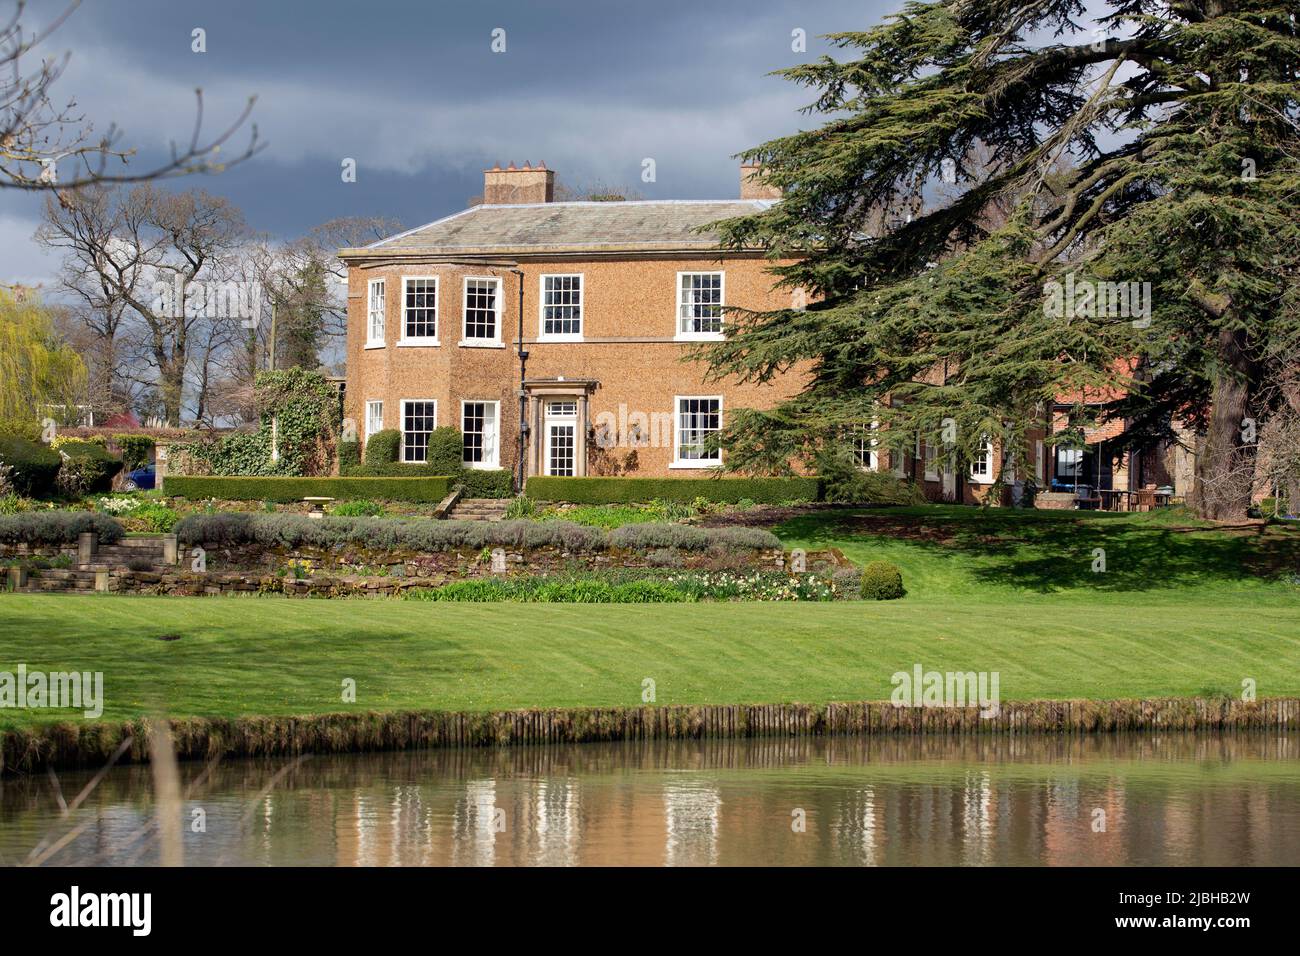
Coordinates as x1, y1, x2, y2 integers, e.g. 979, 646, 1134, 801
456, 468, 514, 498
524, 475, 822, 505
0, 435, 62, 497
0, 511, 124, 545
163, 476, 452, 503
343, 462, 514, 498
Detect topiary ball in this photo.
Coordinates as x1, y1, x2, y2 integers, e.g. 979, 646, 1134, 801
860, 560, 904, 600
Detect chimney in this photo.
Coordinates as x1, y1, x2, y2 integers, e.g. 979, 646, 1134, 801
483, 162, 555, 205
740, 162, 781, 200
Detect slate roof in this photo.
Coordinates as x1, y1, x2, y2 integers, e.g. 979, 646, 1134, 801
346, 200, 774, 258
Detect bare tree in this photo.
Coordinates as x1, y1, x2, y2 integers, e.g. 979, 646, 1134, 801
0, 1, 260, 193
38, 184, 250, 424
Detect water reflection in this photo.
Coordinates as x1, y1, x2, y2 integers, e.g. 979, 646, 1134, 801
1, 733, 1296, 866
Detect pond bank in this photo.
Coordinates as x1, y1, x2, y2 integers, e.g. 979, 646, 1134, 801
5, 696, 1298, 772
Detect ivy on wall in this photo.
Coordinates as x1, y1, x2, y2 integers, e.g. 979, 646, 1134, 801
174, 369, 342, 477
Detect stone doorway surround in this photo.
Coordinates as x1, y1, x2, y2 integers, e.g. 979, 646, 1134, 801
522, 378, 599, 478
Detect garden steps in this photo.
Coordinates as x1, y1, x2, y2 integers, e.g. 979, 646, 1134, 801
447, 498, 510, 521
80, 534, 174, 571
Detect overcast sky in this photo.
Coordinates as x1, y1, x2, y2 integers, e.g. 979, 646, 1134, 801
3, 0, 901, 286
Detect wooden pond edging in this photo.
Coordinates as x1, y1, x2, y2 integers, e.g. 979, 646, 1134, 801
4, 696, 1298, 772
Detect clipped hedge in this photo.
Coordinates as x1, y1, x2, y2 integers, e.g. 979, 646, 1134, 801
0, 435, 62, 497
163, 475, 452, 503
343, 462, 514, 498
456, 468, 514, 498
525, 476, 821, 505
0, 511, 124, 545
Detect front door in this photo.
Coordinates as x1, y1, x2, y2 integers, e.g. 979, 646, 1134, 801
543, 400, 577, 476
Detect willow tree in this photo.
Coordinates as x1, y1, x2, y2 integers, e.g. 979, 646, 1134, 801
708, 0, 1300, 519
0, 288, 86, 430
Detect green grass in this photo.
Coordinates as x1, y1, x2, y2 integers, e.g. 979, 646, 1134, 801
1, 504, 1297, 729
0, 587, 1297, 728
776, 504, 1300, 600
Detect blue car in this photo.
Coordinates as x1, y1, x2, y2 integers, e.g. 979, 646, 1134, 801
122, 463, 156, 491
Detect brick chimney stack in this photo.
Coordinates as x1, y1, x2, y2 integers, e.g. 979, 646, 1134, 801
483, 162, 555, 205
740, 162, 781, 200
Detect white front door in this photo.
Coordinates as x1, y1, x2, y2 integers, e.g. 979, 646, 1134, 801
941, 458, 956, 501
543, 400, 578, 476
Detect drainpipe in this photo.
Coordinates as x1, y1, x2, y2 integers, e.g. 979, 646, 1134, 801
512, 268, 527, 494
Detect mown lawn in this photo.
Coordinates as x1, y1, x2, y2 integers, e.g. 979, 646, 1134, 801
774, 505, 1300, 601
0, 505, 1297, 728
0, 593, 1297, 728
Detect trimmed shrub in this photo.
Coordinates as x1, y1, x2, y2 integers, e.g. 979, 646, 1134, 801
427, 427, 463, 475
0, 435, 62, 497
337, 439, 361, 470
860, 560, 905, 600
163, 475, 451, 503
364, 429, 401, 464
174, 514, 606, 552
608, 523, 781, 552
0, 511, 124, 545
525, 475, 821, 505
456, 468, 514, 498
112, 434, 156, 470
56, 440, 124, 494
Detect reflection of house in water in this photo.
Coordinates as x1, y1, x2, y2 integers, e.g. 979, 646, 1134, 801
526, 779, 580, 867
663, 782, 721, 867
81, 736, 1293, 867
450, 780, 499, 867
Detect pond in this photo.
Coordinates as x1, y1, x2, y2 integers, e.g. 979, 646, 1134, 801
3, 732, 1297, 866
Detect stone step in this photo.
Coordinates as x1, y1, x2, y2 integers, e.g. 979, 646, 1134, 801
111, 536, 171, 548
447, 498, 511, 521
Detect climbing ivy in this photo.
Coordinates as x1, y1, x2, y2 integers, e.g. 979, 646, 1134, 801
176, 369, 341, 477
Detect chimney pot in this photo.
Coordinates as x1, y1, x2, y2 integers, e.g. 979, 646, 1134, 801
483, 161, 557, 205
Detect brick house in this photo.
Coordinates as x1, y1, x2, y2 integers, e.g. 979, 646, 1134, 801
338, 161, 1188, 506
338, 162, 823, 485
